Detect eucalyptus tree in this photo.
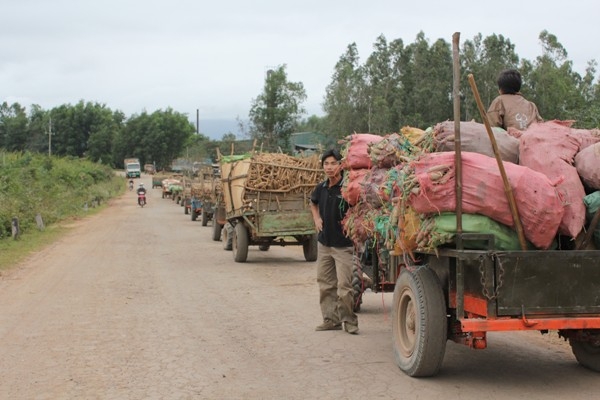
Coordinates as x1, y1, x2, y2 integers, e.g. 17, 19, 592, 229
323, 43, 369, 141
363, 35, 404, 134
248, 64, 307, 153
0, 102, 29, 151
524, 30, 588, 124
398, 32, 453, 128
26, 105, 51, 153
461, 33, 519, 121
115, 108, 194, 170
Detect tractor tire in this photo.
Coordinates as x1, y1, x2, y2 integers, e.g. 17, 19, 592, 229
303, 234, 318, 262
212, 221, 223, 241
392, 266, 447, 377
570, 335, 600, 372
201, 209, 208, 226
352, 264, 363, 313
232, 223, 249, 262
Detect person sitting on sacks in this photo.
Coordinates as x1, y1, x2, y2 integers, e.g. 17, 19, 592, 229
487, 69, 543, 131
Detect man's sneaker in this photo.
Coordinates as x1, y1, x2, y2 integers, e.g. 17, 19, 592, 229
315, 320, 342, 331
344, 322, 359, 335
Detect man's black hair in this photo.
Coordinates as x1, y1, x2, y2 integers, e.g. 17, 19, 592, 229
321, 149, 341, 166
497, 69, 522, 94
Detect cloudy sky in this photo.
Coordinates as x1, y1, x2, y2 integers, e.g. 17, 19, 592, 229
2, 0, 599, 137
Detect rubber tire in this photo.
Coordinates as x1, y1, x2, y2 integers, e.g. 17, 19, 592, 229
212, 222, 223, 241
352, 263, 363, 313
258, 244, 270, 251
184, 205, 189, 215
232, 223, 249, 262
392, 266, 447, 377
570, 337, 600, 372
303, 234, 318, 262
191, 210, 197, 221
222, 224, 232, 250
201, 209, 208, 226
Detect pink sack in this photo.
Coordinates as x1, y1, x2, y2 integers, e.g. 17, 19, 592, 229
575, 142, 600, 189
341, 133, 382, 169
341, 168, 369, 206
408, 152, 564, 249
519, 121, 586, 237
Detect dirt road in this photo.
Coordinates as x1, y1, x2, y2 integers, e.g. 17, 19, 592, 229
1, 175, 599, 399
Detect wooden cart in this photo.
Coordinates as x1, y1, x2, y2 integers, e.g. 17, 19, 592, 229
220, 153, 322, 263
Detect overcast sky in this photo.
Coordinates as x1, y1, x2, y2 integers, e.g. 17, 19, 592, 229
2, 0, 599, 131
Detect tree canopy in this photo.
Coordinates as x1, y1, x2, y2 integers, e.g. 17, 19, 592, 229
2, 30, 599, 162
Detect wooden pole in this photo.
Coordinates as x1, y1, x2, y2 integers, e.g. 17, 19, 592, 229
452, 32, 463, 241
467, 74, 528, 250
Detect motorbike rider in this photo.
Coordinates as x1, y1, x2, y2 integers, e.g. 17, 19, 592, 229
136, 183, 147, 205
128, 179, 134, 191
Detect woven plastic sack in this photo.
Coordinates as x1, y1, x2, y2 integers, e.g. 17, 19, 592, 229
575, 142, 600, 190
433, 120, 519, 164
341, 133, 383, 169
584, 191, 600, 249
519, 121, 586, 237
408, 152, 563, 249
426, 213, 532, 251
394, 206, 421, 255
341, 168, 369, 206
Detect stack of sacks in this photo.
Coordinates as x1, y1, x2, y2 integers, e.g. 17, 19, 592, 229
404, 151, 564, 249
517, 120, 600, 238
339, 130, 425, 250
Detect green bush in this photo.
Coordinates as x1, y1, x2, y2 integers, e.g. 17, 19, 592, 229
0, 151, 123, 239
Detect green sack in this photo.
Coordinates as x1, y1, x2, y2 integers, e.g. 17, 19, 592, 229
430, 213, 534, 251
583, 191, 600, 249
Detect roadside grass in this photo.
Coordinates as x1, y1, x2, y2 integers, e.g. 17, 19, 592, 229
0, 151, 126, 273
0, 197, 116, 273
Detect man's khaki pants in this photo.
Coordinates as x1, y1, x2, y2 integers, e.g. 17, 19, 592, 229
316, 244, 357, 325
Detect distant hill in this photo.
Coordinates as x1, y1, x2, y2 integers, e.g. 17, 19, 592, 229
194, 119, 248, 141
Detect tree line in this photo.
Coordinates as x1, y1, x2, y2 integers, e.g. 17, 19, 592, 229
1, 30, 598, 163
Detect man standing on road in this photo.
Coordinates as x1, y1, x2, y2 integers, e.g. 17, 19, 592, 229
310, 149, 358, 335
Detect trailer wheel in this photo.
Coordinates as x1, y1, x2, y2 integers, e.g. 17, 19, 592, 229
232, 223, 249, 262
392, 266, 447, 377
303, 234, 318, 262
258, 244, 270, 251
212, 221, 223, 241
570, 336, 600, 372
201, 209, 208, 226
222, 223, 233, 250
352, 263, 363, 313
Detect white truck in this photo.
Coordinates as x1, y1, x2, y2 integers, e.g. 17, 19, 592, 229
124, 158, 141, 178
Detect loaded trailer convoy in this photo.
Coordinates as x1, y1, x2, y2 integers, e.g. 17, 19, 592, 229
219, 152, 322, 263
341, 33, 600, 377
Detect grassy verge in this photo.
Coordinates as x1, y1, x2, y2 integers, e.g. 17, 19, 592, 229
0, 151, 126, 273
0, 195, 119, 273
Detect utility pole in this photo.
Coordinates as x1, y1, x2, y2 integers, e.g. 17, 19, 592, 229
47, 117, 54, 156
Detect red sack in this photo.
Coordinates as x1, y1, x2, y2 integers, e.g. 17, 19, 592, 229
519, 121, 586, 237
408, 152, 564, 249
575, 142, 600, 190
341, 133, 382, 169
341, 169, 369, 206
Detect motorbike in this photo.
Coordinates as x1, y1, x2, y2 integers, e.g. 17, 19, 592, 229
138, 192, 146, 207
